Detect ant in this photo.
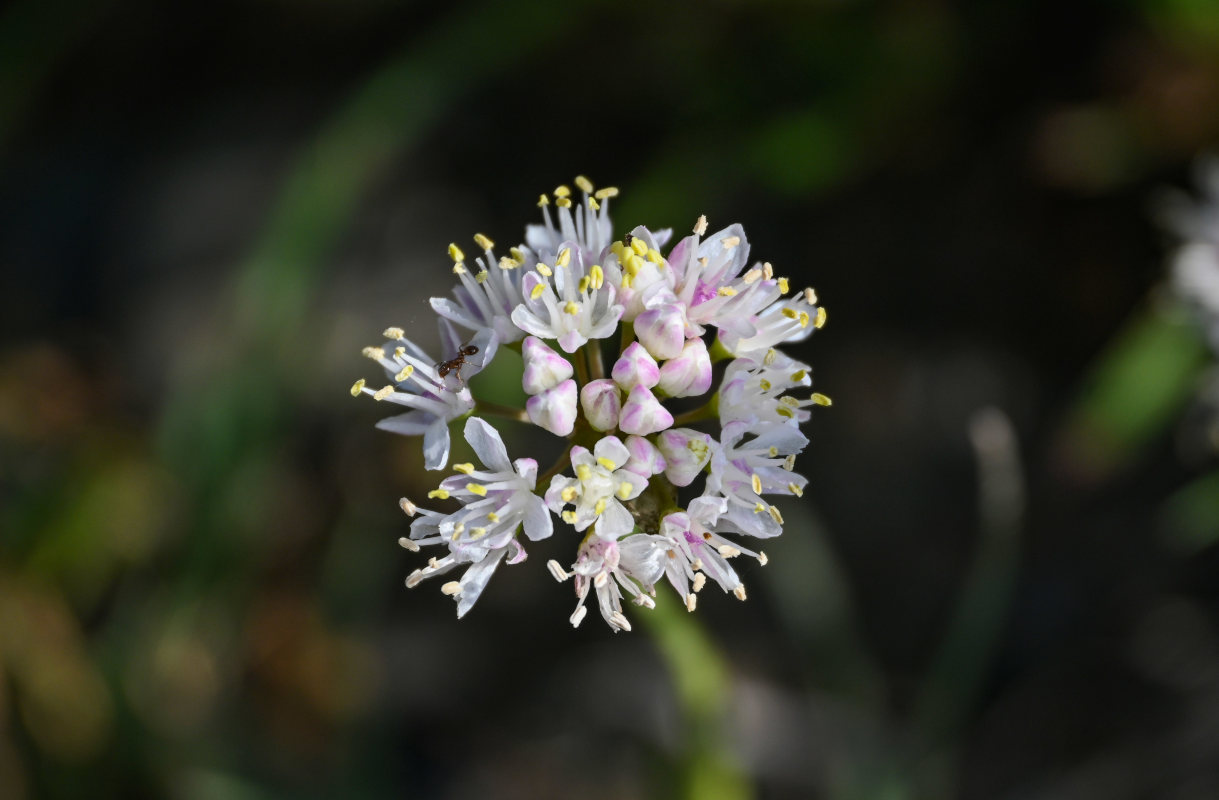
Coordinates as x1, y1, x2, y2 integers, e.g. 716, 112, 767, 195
436, 343, 479, 385
623, 232, 633, 248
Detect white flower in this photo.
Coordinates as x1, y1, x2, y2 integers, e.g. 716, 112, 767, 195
546, 436, 647, 539
706, 420, 808, 539
618, 384, 674, 436
611, 341, 661, 390
526, 378, 577, 437
657, 337, 713, 397
400, 417, 552, 617
521, 335, 574, 394
603, 227, 675, 321
430, 235, 532, 345
353, 325, 497, 470
547, 534, 660, 631
658, 496, 765, 607
719, 348, 830, 428
655, 428, 715, 487
1164, 159, 1219, 351
717, 285, 824, 357
580, 379, 622, 432
511, 243, 624, 353
527, 178, 617, 266
634, 302, 687, 360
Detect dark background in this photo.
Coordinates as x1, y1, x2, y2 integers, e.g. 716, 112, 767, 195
3, 1, 1219, 798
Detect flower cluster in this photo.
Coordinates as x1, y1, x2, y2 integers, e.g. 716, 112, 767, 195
352, 177, 830, 631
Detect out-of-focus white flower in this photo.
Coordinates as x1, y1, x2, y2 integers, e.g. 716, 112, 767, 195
1164, 159, 1219, 352
400, 417, 551, 617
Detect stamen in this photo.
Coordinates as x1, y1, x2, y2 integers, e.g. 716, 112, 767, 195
594, 571, 608, 589
812, 393, 832, 406
399, 497, 417, 516
553, 185, 571, 198
815, 307, 828, 328
693, 573, 707, 592
395, 365, 414, 382
693, 215, 708, 235
686, 594, 698, 612
574, 175, 594, 193
722, 235, 740, 249
448, 243, 464, 263
465, 482, 488, 497
757, 552, 768, 566
406, 570, 423, 588
547, 559, 569, 582
537, 193, 549, 207
751, 474, 763, 494
382, 327, 405, 339
362, 346, 385, 360
441, 581, 461, 596
733, 585, 748, 601
570, 604, 588, 627
596, 456, 618, 471
373, 385, 394, 401
427, 489, 450, 500
594, 186, 619, 200
397, 536, 420, 552
350, 379, 366, 396
610, 612, 632, 631
473, 233, 494, 250
452, 463, 474, 475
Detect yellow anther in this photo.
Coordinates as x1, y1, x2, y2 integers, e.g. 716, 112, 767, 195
530, 283, 546, 300
395, 365, 414, 382
556, 197, 572, 208
791, 370, 807, 382
754, 502, 767, 513
575, 464, 592, 482
453, 522, 465, 536
589, 264, 605, 289
722, 236, 741, 249
768, 505, 784, 524
798, 311, 810, 328
441, 581, 461, 596
574, 175, 594, 193
751, 474, 763, 494
815, 307, 827, 329
578, 276, 590, 293
561, 486, 578, 503
812, 393, 832, 407
782, 307, 799, 320
784, 455, 797, 470
486, 511, 500, 523
453, 463, 474, 475
470, 527, 487, 539
538, 193, 550, 207
556, 247, 572, 267
617, 481, 633, 500
588, 197, 600, 211
350, 378, 366, 396
647, 248, 663, 264
686, 593, 698, 612
473, 233, 494, 250
769, 446, 779, 457
717, 286, 737, 297
743, 268, 762, 284
757, 551, 769, 566
475, 270, 489, 284
789, 483, 804, 497
563, 301, 580, 315
466, 482, 488, 497
759, 379, 772, 391
594, 186, 619, 200
399, 497, 417, 516
763, 262, 774, 279
448, 243, 464, 262
510, 247, 526, 262
777, 277, 790, 294
536, 263, 553, 277
594, 498, 607, 515
596, 456, 618, 471
610, 241, 626, 256
776, 406, 794, 418
452, 263, 467, 275
734, 585, 748, 601
693, 215, 708, 235
623, 254, 642, 276
621, 273, 633, 289
499, 256, 519, 270
804, 287, 818, 304
562, 510, 578, 524
763, 349, 778, 366
630, 237, 648, 256
780, 396, 800, 407
362, 346, 385, 360
428, 489, 450, 500
383, 327, 405, 339
553, 185, 571, 198
373, 385, 394, 401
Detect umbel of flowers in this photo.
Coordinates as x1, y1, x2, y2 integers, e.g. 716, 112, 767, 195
352, 177, 829, 631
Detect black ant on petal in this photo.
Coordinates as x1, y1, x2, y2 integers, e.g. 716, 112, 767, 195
436, 343, 479, 385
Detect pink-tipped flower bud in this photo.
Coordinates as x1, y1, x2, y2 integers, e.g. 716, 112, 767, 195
623, 435, 666, 477
655, 428, 714, 487
522, 336, 574, 394
526, 378, 577, 436
657, 337, 713, 397
634, 304, 686, 361
580, 379, 621, 432
618, 384, 674, 436
611, 341, 661, 390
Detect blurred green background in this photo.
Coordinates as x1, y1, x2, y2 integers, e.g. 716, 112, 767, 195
4, 0, 1219, 798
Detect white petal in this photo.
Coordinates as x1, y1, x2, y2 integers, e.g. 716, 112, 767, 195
595, 499, 635, 540
455, 547, 508, 618
375, 411, 434, 436
422, 418, 451, 470
522, 495, 554, 541
463, 416, 512, 473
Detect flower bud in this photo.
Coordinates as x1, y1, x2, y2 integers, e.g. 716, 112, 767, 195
634, 304, 686, 360
611, 341, 660, 390
522, 336, 574, 394
618, 384, 674, 436
580, 379, 621, 432
623, 435, 666, 477
657, 337, 713, 397
526, 378, 577, 436
655, 428, 714, 487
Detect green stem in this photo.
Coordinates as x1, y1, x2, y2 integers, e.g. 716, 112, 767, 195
473, 400, 529, 423
573, 345, 590, 387
641, 594, 753, 800
671, 396, 718, 427
535, 442, 574, 489
588, 340, 605, 381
